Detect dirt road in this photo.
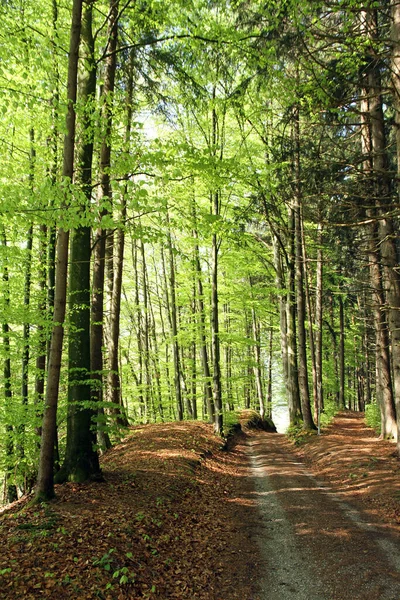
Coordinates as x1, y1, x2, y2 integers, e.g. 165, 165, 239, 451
244, 432, 400, 600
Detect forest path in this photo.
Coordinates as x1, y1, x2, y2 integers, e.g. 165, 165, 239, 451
243, 429, 400, 600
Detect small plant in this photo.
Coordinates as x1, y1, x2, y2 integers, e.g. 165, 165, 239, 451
112, 566, 136, 585
286, 424, 317, 446
92, 548, 116, 572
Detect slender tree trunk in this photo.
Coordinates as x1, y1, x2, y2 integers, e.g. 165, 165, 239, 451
91, 0, 119, 452
287, 204, 302, 426
35, 224, 48, 438
1, 233, 18, 503
266, 323, 273, 417
338, 285, 346, 410
293, 108, 315, 430
147, 271, 164, 421
106, 48, 134, 429
21, 132, 35, 416
249, 279, 265, 419
301, 216, 320, 418
140, 240, 152, 420
211, 197, 223, 434
315, 224, 324, 417
193, 221, 214, 422
166, 213, 184, 421
35, 0, 83, 502
108, 203, 129, 426
133, 239, 145, 419
272, 234, 289, 391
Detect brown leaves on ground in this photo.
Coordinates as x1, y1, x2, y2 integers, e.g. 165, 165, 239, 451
0, 421, 260, 600
293, 411, 400, 532
1, 412, 399, 600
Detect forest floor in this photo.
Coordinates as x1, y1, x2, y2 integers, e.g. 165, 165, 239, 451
0, 412, 400, 599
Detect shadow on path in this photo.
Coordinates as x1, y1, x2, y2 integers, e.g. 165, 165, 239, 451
245, 432, 400, 600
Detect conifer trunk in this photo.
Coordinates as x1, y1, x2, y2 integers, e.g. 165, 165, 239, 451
360, 7, 397, 440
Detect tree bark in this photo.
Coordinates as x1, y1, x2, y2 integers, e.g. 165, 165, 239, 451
91, 0, 119, 452
360, 7, 397, 440
35, 0, 83, 502
315, 224, 324, 418
166, 212, 184, 421
193, 218, 214, 422
211, 195, 223, 434
287, 204, 303, 426
293, 107, 315, 430
1, 232, 18, 502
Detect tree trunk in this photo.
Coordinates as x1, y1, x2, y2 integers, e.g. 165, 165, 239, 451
301, 214, 320, 419
56, 0, 101, 483
287, 204, 303, 426
266, 323, 273, 417
91, 0, 119, 452
315, 224, 324, 418
35, 0, 83, 502
166, 212, 184, 421
106, 48, 134, 429
338, 285, 346, 410
35, 224, 48, 438
193, 220, 214, 422
360, 7, 397, 440
272, 234, 289, 392
211, 196, 223, 434
1, 233, 18, 503
293, 108, 315, 430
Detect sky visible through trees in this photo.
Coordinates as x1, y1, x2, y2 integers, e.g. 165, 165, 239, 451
0, 0, 400, 501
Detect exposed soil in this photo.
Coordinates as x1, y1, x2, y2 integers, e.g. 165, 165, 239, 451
242, 414, 400, 599
0, 411, 399, 599
294, 411, 400, 531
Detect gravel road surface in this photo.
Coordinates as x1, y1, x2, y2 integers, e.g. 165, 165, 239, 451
246, 433, 400, 600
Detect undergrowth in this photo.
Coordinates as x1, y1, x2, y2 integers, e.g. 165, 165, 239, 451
286, 399, 338, 446
365, 402, 381, 434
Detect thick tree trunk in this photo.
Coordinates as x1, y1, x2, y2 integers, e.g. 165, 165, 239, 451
57, 0, 101, 483
35, 0, 82, 502
360, 8, 397, 440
